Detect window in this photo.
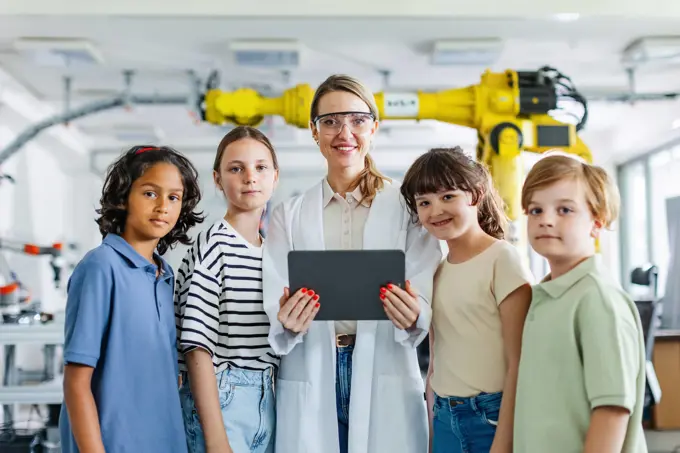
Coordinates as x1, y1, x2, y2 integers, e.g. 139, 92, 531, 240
649, 147, 680, 296
619, 161, 649, 290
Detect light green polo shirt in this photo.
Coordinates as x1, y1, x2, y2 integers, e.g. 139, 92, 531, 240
514, 255, 647, 453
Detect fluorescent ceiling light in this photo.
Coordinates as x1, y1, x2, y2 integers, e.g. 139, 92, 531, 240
672, 118, 680, 129
430, 39, 503, 66
13, 37, 104, 67
553, 13, 580, 22
622, 36, 680, 67
229, 40, 300, 68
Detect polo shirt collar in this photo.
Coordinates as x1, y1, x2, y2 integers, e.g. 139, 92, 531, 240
103, 233, 173, 278
537, 254, 602, 299
322, 177, 370, 208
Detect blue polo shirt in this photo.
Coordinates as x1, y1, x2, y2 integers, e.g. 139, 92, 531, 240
59, 234, 187, 453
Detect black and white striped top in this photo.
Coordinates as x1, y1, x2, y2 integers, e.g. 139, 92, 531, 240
175, 219, 279, 372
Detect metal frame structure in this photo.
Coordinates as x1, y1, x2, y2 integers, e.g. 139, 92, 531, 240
0, 70, 202, 167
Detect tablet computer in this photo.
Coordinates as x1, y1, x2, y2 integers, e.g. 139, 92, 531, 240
287, 249, 405, 321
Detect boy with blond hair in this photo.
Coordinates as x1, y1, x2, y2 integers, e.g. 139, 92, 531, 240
514, 155, 647, 453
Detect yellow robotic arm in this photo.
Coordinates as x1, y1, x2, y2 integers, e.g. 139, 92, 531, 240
203, 83, 316, 129
200, 67, 591, 227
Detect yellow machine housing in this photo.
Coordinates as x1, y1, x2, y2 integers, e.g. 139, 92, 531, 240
200, 67, 592, 246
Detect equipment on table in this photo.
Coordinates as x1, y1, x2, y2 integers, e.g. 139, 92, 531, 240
0, 236, 74, 446
631, 265, 662, 409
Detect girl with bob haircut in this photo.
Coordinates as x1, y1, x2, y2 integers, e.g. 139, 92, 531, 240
400, 147, 533, 453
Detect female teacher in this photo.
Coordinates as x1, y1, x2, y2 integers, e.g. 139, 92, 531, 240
262, 74, 442, 453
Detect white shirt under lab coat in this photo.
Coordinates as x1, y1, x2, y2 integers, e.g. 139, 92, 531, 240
262, 179, 443, 453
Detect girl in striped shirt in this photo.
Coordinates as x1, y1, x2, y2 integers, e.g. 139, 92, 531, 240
175, 126, 280, 453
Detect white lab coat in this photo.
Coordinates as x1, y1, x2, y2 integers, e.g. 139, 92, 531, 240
262, 179, 442, 453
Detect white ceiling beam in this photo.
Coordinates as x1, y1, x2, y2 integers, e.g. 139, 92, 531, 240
2, 0, 680, 19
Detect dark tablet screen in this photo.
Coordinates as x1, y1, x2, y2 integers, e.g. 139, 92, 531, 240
287, 250, 405, 321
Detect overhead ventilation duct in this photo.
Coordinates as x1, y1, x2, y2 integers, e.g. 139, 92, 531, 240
13, 37, 104, 67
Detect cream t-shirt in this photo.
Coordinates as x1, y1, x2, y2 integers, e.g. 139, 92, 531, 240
431, 240, 533, 397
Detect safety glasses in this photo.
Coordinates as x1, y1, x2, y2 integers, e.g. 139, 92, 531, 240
313, 111, 376, 135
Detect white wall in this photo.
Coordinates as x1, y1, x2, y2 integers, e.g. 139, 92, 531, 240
0, 78, 97, 375
0, 133, 99, 312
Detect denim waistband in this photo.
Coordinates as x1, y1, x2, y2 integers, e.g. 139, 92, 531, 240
181, 364, 275, 389
434, 391, 502, 411
336, 343, 355, 354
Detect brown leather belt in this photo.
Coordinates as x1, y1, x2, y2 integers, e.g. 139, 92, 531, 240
336, 334, 356, 348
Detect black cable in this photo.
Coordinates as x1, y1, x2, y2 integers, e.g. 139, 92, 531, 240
538, 66, 589, 131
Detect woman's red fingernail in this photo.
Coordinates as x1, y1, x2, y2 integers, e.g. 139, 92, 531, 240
380, 287, 386, 293
313, 294, 319, 301
387, 283, 393, 289
308, 290, 315, 297
315, 302, 320, 308
301, 288, 307, 293
380, 294, 386, 300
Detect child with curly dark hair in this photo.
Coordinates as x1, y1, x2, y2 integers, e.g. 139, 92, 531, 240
59, 145, 204, 453
400, 147, 533, 453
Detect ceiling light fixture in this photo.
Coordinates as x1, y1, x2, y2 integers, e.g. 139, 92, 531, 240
622, 36, 680, 67
430, 39, 503, 66
13, 37, 104, 67
552, 13, 581, 22
229, 40, 300, 68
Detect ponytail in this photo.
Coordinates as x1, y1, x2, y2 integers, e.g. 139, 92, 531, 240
477, 180, 508, 240
349, 154, 391, 205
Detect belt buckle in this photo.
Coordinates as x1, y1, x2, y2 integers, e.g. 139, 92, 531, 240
336, 334, 349, 348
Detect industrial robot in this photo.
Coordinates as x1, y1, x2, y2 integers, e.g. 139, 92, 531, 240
197, 65, 592, 243
0, 237, 66, 318
0, 237, 71, 448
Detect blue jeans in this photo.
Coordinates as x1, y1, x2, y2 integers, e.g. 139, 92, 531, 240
336, 344, 353, 453
179, 366, 275, 453
432, 391, 502, 453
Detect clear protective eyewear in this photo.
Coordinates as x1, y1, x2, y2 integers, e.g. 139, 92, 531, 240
313, 111, 376, 135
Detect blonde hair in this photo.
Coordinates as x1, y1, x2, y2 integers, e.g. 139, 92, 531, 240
310, 74, 390, 204
521, 154, 620, 228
